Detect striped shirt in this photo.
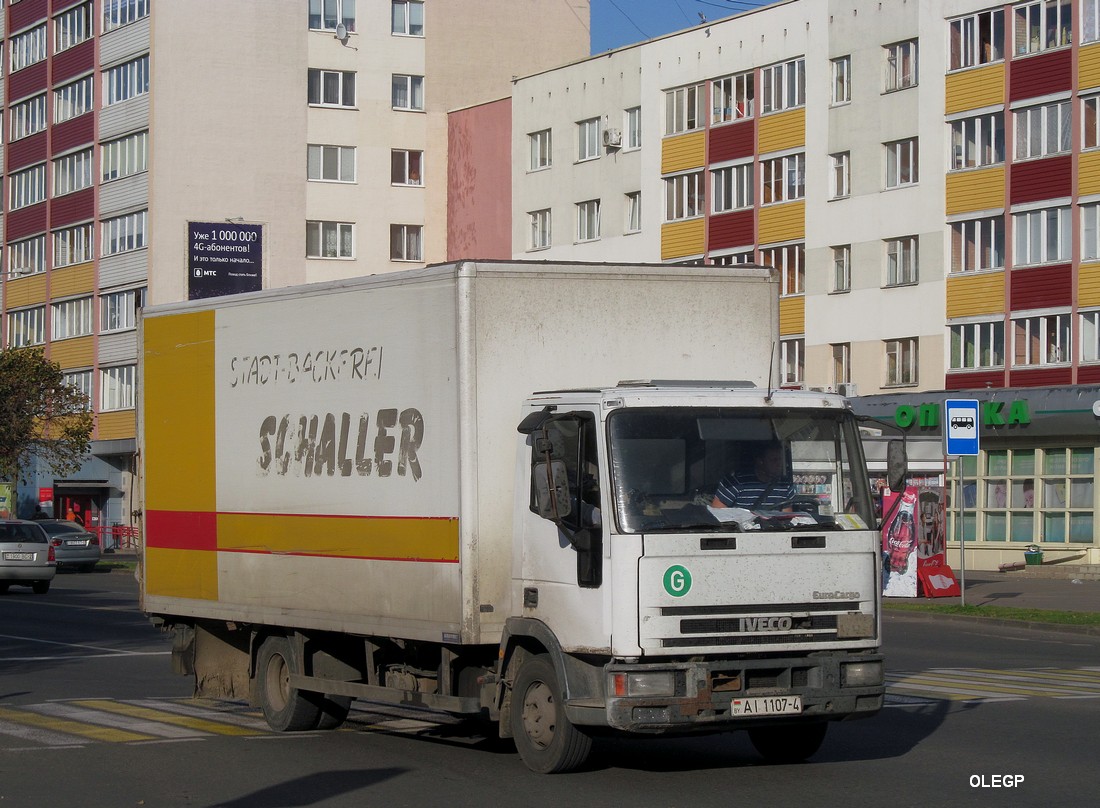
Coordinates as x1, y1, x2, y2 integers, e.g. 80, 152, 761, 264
714, 472, 796, 510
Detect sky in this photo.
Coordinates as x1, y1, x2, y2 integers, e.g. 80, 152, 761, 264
590, 0, 774, 53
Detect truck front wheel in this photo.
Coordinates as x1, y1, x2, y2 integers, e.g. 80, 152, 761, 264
748, 721, 828, 763
256, 636, 322, 732
510, 654, 591, 774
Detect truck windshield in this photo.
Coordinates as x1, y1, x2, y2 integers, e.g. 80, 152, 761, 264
607, 407, 875, 534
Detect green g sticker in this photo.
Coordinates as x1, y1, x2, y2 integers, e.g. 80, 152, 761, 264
663, 565, 692, 598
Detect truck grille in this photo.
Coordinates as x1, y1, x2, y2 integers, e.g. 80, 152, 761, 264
655, 601, 862, 649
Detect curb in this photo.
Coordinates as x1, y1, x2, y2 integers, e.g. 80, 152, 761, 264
884, 608, 1100, 637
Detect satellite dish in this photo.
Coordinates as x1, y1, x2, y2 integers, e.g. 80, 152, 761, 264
335, 22, 348, 41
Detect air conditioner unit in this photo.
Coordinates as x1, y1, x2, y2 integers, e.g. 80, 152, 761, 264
838, 382, 859, 397
603, 128, 622, 148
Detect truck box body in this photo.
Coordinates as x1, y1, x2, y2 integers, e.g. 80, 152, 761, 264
140, 261, 779, 646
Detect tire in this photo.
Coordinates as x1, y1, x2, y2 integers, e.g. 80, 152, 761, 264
32, 581, 50, 595
255, 636, 322, 731
510, 654, 592, 774
748, 721, 828, 763
314, 695, 352, 730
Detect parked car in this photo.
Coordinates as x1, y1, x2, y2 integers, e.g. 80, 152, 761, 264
36, 520, 101, 572
0, 519, 56, 594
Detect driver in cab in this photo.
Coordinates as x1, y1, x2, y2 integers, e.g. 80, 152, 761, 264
711, 441, 796, 511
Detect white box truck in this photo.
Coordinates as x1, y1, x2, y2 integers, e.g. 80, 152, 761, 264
139, 261, 897, 773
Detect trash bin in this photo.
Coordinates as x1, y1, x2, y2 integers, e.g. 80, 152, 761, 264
1024, 544, 1043, 566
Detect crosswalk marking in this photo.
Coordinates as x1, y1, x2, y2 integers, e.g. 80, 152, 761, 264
886, 667, 1100, 704
0, 705, 154, 743
71, 699, 264, 736
25, 702, 208, 739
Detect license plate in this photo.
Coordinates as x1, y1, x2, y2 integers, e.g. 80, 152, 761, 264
2, 552, 34, 561
731, 696, 803, 717
65, 539, 88, 546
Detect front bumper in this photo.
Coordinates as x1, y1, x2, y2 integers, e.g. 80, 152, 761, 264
565, 652, 884, 733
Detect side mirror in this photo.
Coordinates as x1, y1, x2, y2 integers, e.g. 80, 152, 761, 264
886, 439, 908, 493
533, 460, 572, 520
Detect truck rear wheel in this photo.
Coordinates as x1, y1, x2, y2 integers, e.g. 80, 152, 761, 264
748, 721, 828, 763
315, 695, 352, 730
256, 636, 322, 731
510, 654, 591, 774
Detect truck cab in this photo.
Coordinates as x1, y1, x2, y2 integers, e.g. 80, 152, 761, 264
503, 381, 885, 771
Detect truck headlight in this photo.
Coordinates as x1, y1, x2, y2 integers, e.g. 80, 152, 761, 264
610, 671, 676, 698
841, 661, 883, 687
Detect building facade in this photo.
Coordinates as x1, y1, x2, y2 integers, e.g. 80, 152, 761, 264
0, 0, 589, 529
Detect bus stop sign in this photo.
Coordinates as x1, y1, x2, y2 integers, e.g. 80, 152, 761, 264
944, 399, 979, 456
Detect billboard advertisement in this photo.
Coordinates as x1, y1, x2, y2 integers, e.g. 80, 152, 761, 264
188, 221, 262, 300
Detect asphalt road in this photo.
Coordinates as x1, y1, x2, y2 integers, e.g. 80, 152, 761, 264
1, 570, 1097, 807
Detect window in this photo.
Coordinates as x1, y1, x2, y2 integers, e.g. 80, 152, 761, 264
529, 129, 552, 170
781, 338, 804, 386
310, 69, 356, 108
711, 163, 753, 213
832, 343, 851, 385
390, 224, 422, 261
830, 152, 850, 199
577, 118, 600, 161
105, 55, 150, 105
530, 209, 551, 250
55, 3, 93, 53
1087, 0, 1100, 43
626, 192, 641, 233
307, 221, 354, 259
886, 236, 919, 285
625, 107, 641, 149
664, 172, 704, 221
949, 8, 1005, 69
884, 40, 918, 91
104, 0, 149, 33
10, 94, 46, 141
760, 243, 804, 296
390, 149, 422, 185
761, 58, 805, 113
951, 320, 1005, 369
885, 138, 918, 188
391, 74, 423, 110
1014, 0, 1072, 55
310, 0, 357, 33
576, 200, 601, 242
885, 337, 919, 386
951, 113, 1005, 169
712, 71, 754, 123
54, 223, 94, 268
102, 131, 148, 181
308, 144, 356, 183
10, 24, 46, 73
951, 216, 1005, 273
7, 306, 45, 348
101, 365, 136, 411
1013, 205, 1070, 265
1085, 202, 1100, 260
832, 245, 851, 292
1013, 312, 1070, 364
761, 153, 805, 204
831, 56, 851, 104
51, 297, 93, 341
1014, 101, 1070, 160
63, 370, 94, 410
53, 149, 93, 197
1084, 310, 1100, 361
665, 83, 705, 135
100, 287, 144, 332
10, 164, 46, 211
390, 1, 422, 36
8, 236, 45, 278
102, 210, 147, 256
1086, 95, 1100, 149
55, 76, 94, 124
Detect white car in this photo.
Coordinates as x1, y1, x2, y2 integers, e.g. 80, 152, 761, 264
0, 519, 57, 594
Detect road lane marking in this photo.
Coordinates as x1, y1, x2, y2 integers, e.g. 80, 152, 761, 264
0, 717, 90, 747
126, 698, 270, 730
886, 666, 1100, 702
0, 705, 153, 743
26, 702, 209, 739
0, 632, 169, 656
72, 700, 264, 736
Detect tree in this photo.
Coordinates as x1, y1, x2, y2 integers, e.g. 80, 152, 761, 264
0, 348, 93, 483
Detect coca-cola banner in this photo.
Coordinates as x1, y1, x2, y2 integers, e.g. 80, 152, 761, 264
882, 487, 919, 597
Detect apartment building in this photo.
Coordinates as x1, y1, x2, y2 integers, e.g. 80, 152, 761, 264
504, 0, 1100, 565
1, 0, 588, 528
